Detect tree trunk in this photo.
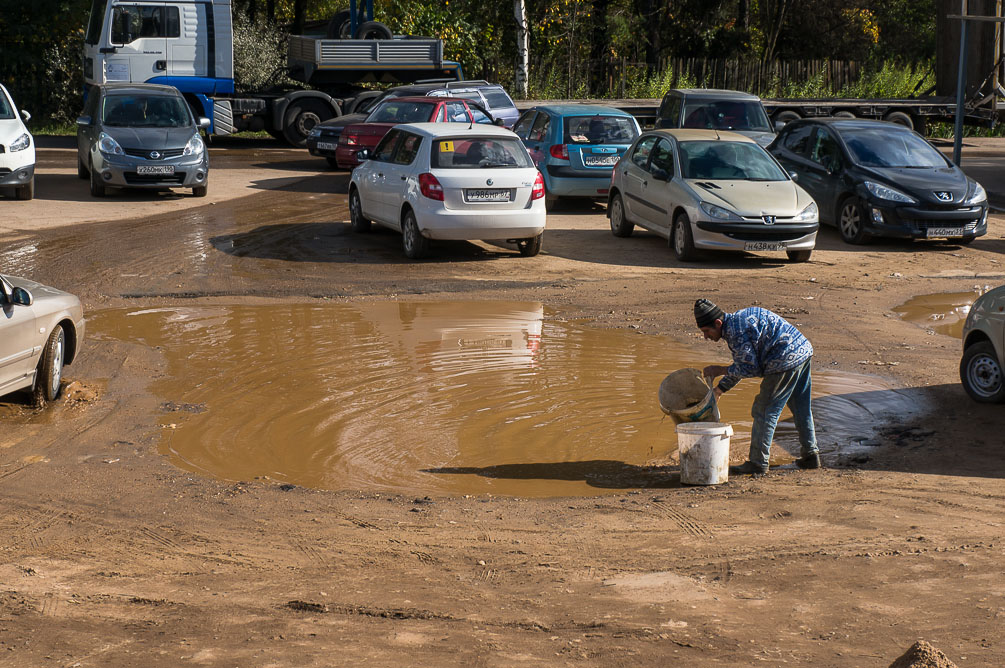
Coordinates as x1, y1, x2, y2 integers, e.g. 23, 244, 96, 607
589, 0, 611, 96
513, 0, 529, 98
293, 0, 305, 35
737, 0, 748, 30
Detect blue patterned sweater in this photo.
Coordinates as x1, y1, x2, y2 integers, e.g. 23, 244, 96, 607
718, 307, 813, 392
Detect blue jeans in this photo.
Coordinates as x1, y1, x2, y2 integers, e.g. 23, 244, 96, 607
748, 359, 817, 468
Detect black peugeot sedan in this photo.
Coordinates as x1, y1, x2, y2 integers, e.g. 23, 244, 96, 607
768, 118, 988, 244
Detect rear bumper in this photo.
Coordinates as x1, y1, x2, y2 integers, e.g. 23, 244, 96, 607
543, 168, 614, 198
335, 146, 361, 169
307, 134, 341, 158
413, 201, 546, 240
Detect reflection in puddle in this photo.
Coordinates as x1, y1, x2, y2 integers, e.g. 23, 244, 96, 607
88, 302, 924, 497
892, 288, 991, 338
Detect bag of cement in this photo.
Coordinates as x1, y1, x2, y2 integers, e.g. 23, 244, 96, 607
658, 368, 720, 425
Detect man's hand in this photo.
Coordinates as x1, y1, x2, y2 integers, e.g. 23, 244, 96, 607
702, 364, 729, 379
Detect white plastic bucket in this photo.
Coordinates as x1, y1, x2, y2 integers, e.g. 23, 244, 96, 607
676, 422, 733, 485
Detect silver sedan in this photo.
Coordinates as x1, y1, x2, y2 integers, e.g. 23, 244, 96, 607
1, 274, 85, 405
608, 129, 819, 262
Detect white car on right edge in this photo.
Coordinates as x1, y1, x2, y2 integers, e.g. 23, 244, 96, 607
607, 128, 818, 262
960, 285, 1005, 403
0, 83, 35, 201
348, 123, 546, 259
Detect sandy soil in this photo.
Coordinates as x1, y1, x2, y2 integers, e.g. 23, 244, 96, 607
1, 136, 1003, 667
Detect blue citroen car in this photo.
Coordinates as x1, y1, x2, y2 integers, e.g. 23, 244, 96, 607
512, 104, 640, 209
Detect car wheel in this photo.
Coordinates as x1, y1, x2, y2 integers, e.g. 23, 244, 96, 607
402, 209, 429, 259
786, 249, 812, 262
609, 193, 634, 237
32, 325, 65, 407
77, 157, 89, 180
838, 197, 871, 244
15, 177, 33, 201
517, 232, 543, 257
349, 188, 371, 232
960, 340, 1005, 403
283, 100, 335, 147
325, 156, 340, 169
545, 194, 561, 211
89, 160, 106, 197
192, 184, 208, 197
671, 212, 698, 262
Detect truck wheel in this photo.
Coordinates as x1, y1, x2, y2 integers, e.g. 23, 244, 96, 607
355, 21, 393, 40
772, 110, 801, 127
347, 90, 383, 115
283, 100, 334, 147
832, 111, 855, 119
883, 111, 914, 131
326, 9, 352, 38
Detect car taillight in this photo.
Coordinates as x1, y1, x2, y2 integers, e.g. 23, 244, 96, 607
532, 172, 545, 200
549, 144, 568, 160
419, 173, 444, 201
342, 134, 357, 145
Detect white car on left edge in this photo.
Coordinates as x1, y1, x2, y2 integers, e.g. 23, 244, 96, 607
0, 83, 35, 200
348, 123, 546, 259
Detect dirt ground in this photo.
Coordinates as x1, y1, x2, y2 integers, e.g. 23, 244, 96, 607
1, 136, 1003, 667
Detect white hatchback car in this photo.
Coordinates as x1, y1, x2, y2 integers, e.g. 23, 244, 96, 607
960, 285, 1005, 403
348, 123, 546, 259
0, 83, 35, 200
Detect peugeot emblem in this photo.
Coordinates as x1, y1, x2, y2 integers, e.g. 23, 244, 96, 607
934, 191, 953, 202
149, 150, 161, 160
486, 178, 494, 186
762, 215, 776, 225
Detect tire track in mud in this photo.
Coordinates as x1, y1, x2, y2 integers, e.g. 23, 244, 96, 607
646, 501, 713, 538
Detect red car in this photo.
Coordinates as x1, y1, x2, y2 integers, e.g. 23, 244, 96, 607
335, 96, 494, 169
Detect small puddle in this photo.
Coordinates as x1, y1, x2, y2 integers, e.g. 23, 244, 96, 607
88, 302, 924, 497
892, 288, 992, 338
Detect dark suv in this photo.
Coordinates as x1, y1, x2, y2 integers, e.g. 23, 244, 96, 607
656, 88, 776, 148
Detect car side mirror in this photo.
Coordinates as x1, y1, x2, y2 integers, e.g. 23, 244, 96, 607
651, 167, 670, 182
76, 115, 92, 126
774, 121, 786, 132
197, 117, 211, 130
20, 110, 31, 123
788, 171, 798, 182
494, 118, 506, 126
356, 149, 370, 161
10, 287, 33, 306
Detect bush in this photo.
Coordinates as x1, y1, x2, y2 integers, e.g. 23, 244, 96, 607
232, 11, 295, 92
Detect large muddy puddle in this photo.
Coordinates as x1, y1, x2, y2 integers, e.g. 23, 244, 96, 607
892, 288, 992, 338
89, 302, 923, 497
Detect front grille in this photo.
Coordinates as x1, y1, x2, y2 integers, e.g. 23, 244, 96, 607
124, 172, 187, 184
123, 148, 185, 159
724, 231, 808, 242
908, 219, 979, 230
0, 168, 10, 175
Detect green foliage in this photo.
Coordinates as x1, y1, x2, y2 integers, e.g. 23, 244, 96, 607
232, 11, 295, 93
838, 61, 934, 99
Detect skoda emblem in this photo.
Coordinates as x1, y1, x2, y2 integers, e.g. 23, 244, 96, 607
762, 215, 776, 225
149, 150, 161, 160
934, 191, 953, 202
486, 178, 494, 186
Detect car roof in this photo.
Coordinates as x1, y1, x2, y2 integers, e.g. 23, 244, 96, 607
670, 88, 762, 101
97, 82, 181, 96
532, 104, 635, 116
395, 123, 517, 138
645, 128, 757, 143
382, 96, 473, 104
789, 117, 913, 132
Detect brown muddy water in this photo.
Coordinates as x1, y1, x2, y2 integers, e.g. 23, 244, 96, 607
88, 302, 922, 497
892, 288, 992, 338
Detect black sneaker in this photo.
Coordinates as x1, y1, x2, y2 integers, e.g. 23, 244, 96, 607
729, 461, 769, 475
795, 453, 821, 469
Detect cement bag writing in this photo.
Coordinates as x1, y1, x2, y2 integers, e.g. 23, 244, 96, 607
658, 368, 721, 425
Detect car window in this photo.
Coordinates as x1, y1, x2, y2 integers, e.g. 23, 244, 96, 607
808, 129, 843, 171
528, 113, 550, 142
781, 124, 814, 155
431, 136, 534, 168
630, 136, 658, 169
444, 102, 471, 123
0, 89, 13, 119
512, 112, 537, 139
83, 88, 100, 118
678, 140, 787, 180
393, 133, 422, 165
842, 128, 948, 168
447, 91, 483, 104
659, 97, 682, 127
681, 100, 772, 132
111, 4, 180, 43
650, 139, 675, 174
367, 101, 436, 124
101, 94, 192, 127
482, 89, 514, 110
469, 105, 494, 124
563, 115, 638, 145
372, 129, 402, 162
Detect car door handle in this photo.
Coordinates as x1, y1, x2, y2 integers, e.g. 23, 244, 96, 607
377, 173, 384, 178
400, 175, 407, 181
642, 180, 648, 187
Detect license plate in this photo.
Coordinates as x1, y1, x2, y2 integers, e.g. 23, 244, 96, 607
466, 189, 510, 202
584, 154, 619, 166
744, 241, 785, 251
136, 165, 175, 175
925, 226, 965, 238
317, 141, 338, 151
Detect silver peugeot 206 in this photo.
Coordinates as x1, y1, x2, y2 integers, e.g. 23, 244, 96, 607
76, 82, 210, 197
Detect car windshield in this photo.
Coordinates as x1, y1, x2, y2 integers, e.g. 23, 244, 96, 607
101, 94, 192, 127
681, 100, 772, 132
842, 128, 948, 168
366, 100, 436, 124
679, 141, 788, 181
563, 115, 638, 145
0, 89, 14, 119
431, 137, 534, 168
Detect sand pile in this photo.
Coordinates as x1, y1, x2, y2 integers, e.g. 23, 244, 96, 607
888, 641, 958, 668
658, 368, 709, 415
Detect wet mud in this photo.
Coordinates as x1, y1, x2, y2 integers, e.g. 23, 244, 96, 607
88, 301, 924, 497
892, 288, 992, 338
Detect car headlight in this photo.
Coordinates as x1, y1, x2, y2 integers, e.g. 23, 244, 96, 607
965, 181, 987, 205
183, 134, 205, 156
863, 181, 916, 204
700, 202, 742, 221
792, 201, 818, 222
98, 132, 124, 156
10, 133, 31, 152
309, 127, 323, 137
